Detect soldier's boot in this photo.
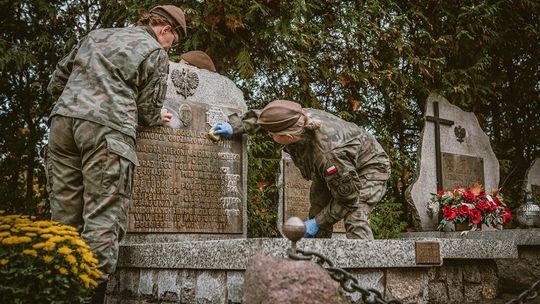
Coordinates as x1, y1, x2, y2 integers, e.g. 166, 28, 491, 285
89, 281, 108, 304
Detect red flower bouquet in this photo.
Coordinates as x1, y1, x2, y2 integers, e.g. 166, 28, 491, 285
427, 183, 512, 231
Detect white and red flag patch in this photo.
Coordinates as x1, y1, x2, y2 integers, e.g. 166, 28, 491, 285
326, 165, 337, 175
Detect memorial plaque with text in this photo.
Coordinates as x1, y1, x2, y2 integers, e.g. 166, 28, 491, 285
415, 241, 441, 265
129, 102, 245, 234
283, 155, 345, 233
442, 152, 484, 190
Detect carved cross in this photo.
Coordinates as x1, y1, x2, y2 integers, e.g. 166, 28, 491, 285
425, 102, 454, 190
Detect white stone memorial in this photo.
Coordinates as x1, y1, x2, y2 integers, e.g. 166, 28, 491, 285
406, 94, 499, 231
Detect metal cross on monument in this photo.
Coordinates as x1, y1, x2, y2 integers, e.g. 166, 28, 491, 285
425, 101, 454, 190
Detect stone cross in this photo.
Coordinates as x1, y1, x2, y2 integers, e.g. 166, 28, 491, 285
425, 102, 454, 190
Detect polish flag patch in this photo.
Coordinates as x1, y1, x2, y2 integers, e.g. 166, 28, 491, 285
326, 165, 337, 175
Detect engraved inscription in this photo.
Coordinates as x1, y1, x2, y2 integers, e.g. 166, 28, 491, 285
442, 152, 484, 190
415, 241, 441, 265
129, 104, 244, 234
283, 156, 346, 233
206, 107, 227, 127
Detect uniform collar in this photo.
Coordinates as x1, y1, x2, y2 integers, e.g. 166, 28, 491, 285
143, 26, 159, 42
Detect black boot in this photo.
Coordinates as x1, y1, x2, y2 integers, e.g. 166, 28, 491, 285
90, 281, 108, 304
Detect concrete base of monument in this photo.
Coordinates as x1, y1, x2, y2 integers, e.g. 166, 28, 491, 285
401, 228, 540, 296
106, 237, 523, 303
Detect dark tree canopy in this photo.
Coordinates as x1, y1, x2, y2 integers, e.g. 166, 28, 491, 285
1, 0, 538, 236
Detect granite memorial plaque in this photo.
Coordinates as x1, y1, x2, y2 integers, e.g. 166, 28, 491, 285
279, 152, 345, 234
441, 152, 484, 190
127, 62, 247, 238
406, 94, 500, 231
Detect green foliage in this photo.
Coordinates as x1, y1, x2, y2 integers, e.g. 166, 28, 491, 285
246, 133, 281, 237
370, 196, 408, 239
0, 212, 101, 303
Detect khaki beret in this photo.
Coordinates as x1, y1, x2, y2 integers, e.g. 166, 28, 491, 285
181, 50, 216, 72
257, 100, 303, 132
150, 5, 187, 38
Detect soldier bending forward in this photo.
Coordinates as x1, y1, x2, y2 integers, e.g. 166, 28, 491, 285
212, 99, 390, 239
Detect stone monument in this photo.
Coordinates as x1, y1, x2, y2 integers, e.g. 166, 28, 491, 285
406, 94, 499, 231
278, 152, 346, 236
126, 62, 248, 242
524, 158, 540, 203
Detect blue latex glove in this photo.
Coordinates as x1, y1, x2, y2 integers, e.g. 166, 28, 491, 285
303, 219, 320, 238
211, 122, 233, 138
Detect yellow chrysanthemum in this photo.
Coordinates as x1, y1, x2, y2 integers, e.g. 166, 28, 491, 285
22, 249, 38, 257
57, 246, 72, 255
48, 236, 65, 243
58, 267, 68, 275
65, 254, 77, 266
20, 226, 39, 232
2, 236, 32, 245
90, 269, 102, 279
0, 224, 10, 231
0, 258, 8, 265
42, 241, 56, 251
33, 242, 46, 249
25, 232, 37, 237
0, 231, 10, 238
42, 255, 54, 263
79, 274, 92, 289
82, 252, 98, 264
40, 233, 53, 239
71, 238, 89, 248
34, 221, 53, 228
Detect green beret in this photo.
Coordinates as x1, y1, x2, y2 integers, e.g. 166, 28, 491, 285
257, 100, 303, 132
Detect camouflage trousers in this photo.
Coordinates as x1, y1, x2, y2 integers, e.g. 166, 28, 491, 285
46, 116, 137, 282
309, 178, 387, 240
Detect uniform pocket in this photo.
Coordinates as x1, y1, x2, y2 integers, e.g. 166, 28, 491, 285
102, 136, 138, 196
324, 170, 360, 204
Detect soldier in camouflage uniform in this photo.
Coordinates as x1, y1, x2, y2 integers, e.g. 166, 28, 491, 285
46, 5, 186, 303
212, 100, 390, 239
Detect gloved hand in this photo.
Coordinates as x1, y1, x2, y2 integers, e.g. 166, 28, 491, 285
303, 219, 320, 238
211, 122, 233, 138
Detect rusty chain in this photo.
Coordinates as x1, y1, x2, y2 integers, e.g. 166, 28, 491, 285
505, 278, 540, 304
287, 247, 402, 304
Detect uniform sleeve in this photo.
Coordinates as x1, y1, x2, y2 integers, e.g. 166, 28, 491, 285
313, 151, 362, 228
228, 109, 263, 134
47, 39, 84, 100
137, 49, 169, 127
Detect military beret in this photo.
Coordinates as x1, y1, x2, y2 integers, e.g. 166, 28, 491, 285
257, 100, 303, 132
181, 50, 216, 72
150, 5, 187, 38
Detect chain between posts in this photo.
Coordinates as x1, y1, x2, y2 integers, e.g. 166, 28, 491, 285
287, 247, 402, 304
505, 278, 540, 304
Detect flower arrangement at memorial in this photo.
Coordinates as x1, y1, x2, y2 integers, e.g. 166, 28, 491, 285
0, 211, 101, 303
427, 183, 512, 231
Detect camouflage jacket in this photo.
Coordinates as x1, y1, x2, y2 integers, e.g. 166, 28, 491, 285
47, 26, 169, 139
230, 108, 390, 226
